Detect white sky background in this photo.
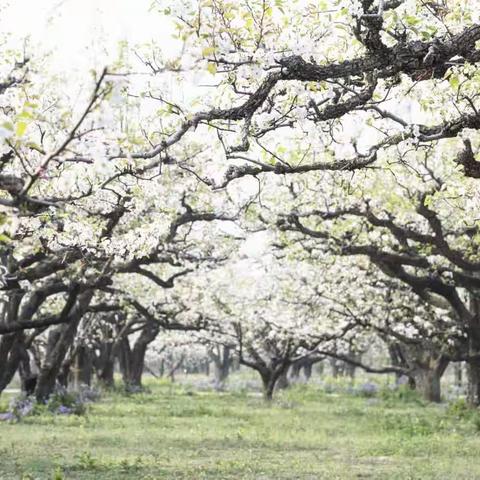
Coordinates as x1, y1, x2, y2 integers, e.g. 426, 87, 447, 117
2, 0, 179, 73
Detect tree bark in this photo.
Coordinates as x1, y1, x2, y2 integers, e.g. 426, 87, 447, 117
121, 322, 160, 390
0, 332, 26, 393
411, 357, 449, 403
290, 361, 301, 380
96, 342, 115, 388
454, 362, 463, 389
0, 289, 25, 395
466, 297, 480, 406
260, 371, 276, 401
35, 291, 93, 402
257, 362, 290, 401
167, 355, 185, 383
71, 345, 93, 388
414, 369, 441, 402
276, 368, 290, 390
118, 337, 132, 386
209, 346, 232, 390
304, 360, 313, 381
466, 359, 480, 406
57, 350, 74, 387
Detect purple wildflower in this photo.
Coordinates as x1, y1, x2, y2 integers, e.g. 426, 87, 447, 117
57, 405, 72, 415
0, 412, 16, 422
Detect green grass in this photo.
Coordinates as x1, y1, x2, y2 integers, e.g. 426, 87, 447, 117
1, 379, 480, 479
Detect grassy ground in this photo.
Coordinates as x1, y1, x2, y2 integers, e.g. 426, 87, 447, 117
1, 377, 480, 479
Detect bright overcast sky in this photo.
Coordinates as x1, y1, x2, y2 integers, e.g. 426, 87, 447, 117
2, 0, 178, 72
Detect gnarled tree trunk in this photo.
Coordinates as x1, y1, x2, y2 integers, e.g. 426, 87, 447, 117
257, 361, 291, 401
0, 289, 25, 395
410, 355, 449, 403
121, 322, 160, 391
35, 291, 93, 402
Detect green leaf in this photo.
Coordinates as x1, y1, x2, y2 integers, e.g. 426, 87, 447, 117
1, 121, 13, 131
16, 121, 27, 137
207, 62, 217, 75
202, 46, 216, 57
405, 15, 421, 26
449, 74, 459, 91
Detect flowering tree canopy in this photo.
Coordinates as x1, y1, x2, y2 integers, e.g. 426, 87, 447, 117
1, 0, 480, 405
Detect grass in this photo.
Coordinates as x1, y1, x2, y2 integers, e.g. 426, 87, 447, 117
1, 377, 480, 479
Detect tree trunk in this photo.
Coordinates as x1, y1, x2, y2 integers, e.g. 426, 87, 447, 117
290, 357, 320, 383
408, 376, 416, 390
415, 369, 442, 402
0, 332, 26, 394
260, 372, 276, 401
304, 360, 313, 381
94, 341, 116, 388
231, 356, 240, 371
210, 346, 232, 390
290, 361, 301, 381
118, 337, 132, 386
35, 291, 92, 402
276, 368, 290, 390
99, 358, 115, 387
466, 359, 480, 406
168, 355, 184, 383
454, 362, 463, 389
122, 322, 160, 391
330, 358, 343, 377
35, 324, 76, 401
344, 361, 356, 379
18, 346, 34, 393
0, 289, 25, 395
412, 357, 449, 403
57, 351, 74, 387
128, 350, 146, 389
258, 363, 290, 401
466, 294, 480, 406
72, 345, 93, 388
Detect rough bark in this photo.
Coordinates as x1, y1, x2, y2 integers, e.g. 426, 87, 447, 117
121, 322, 160, 390
466, 296, 480, 406
0, 289, 25, 395
0, 332, 26, 393
35, 291, 93, 402
257, 362, 291, 401
95, 342, 116, 388
410, 355, 449, 403
467, 359, 480, 406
